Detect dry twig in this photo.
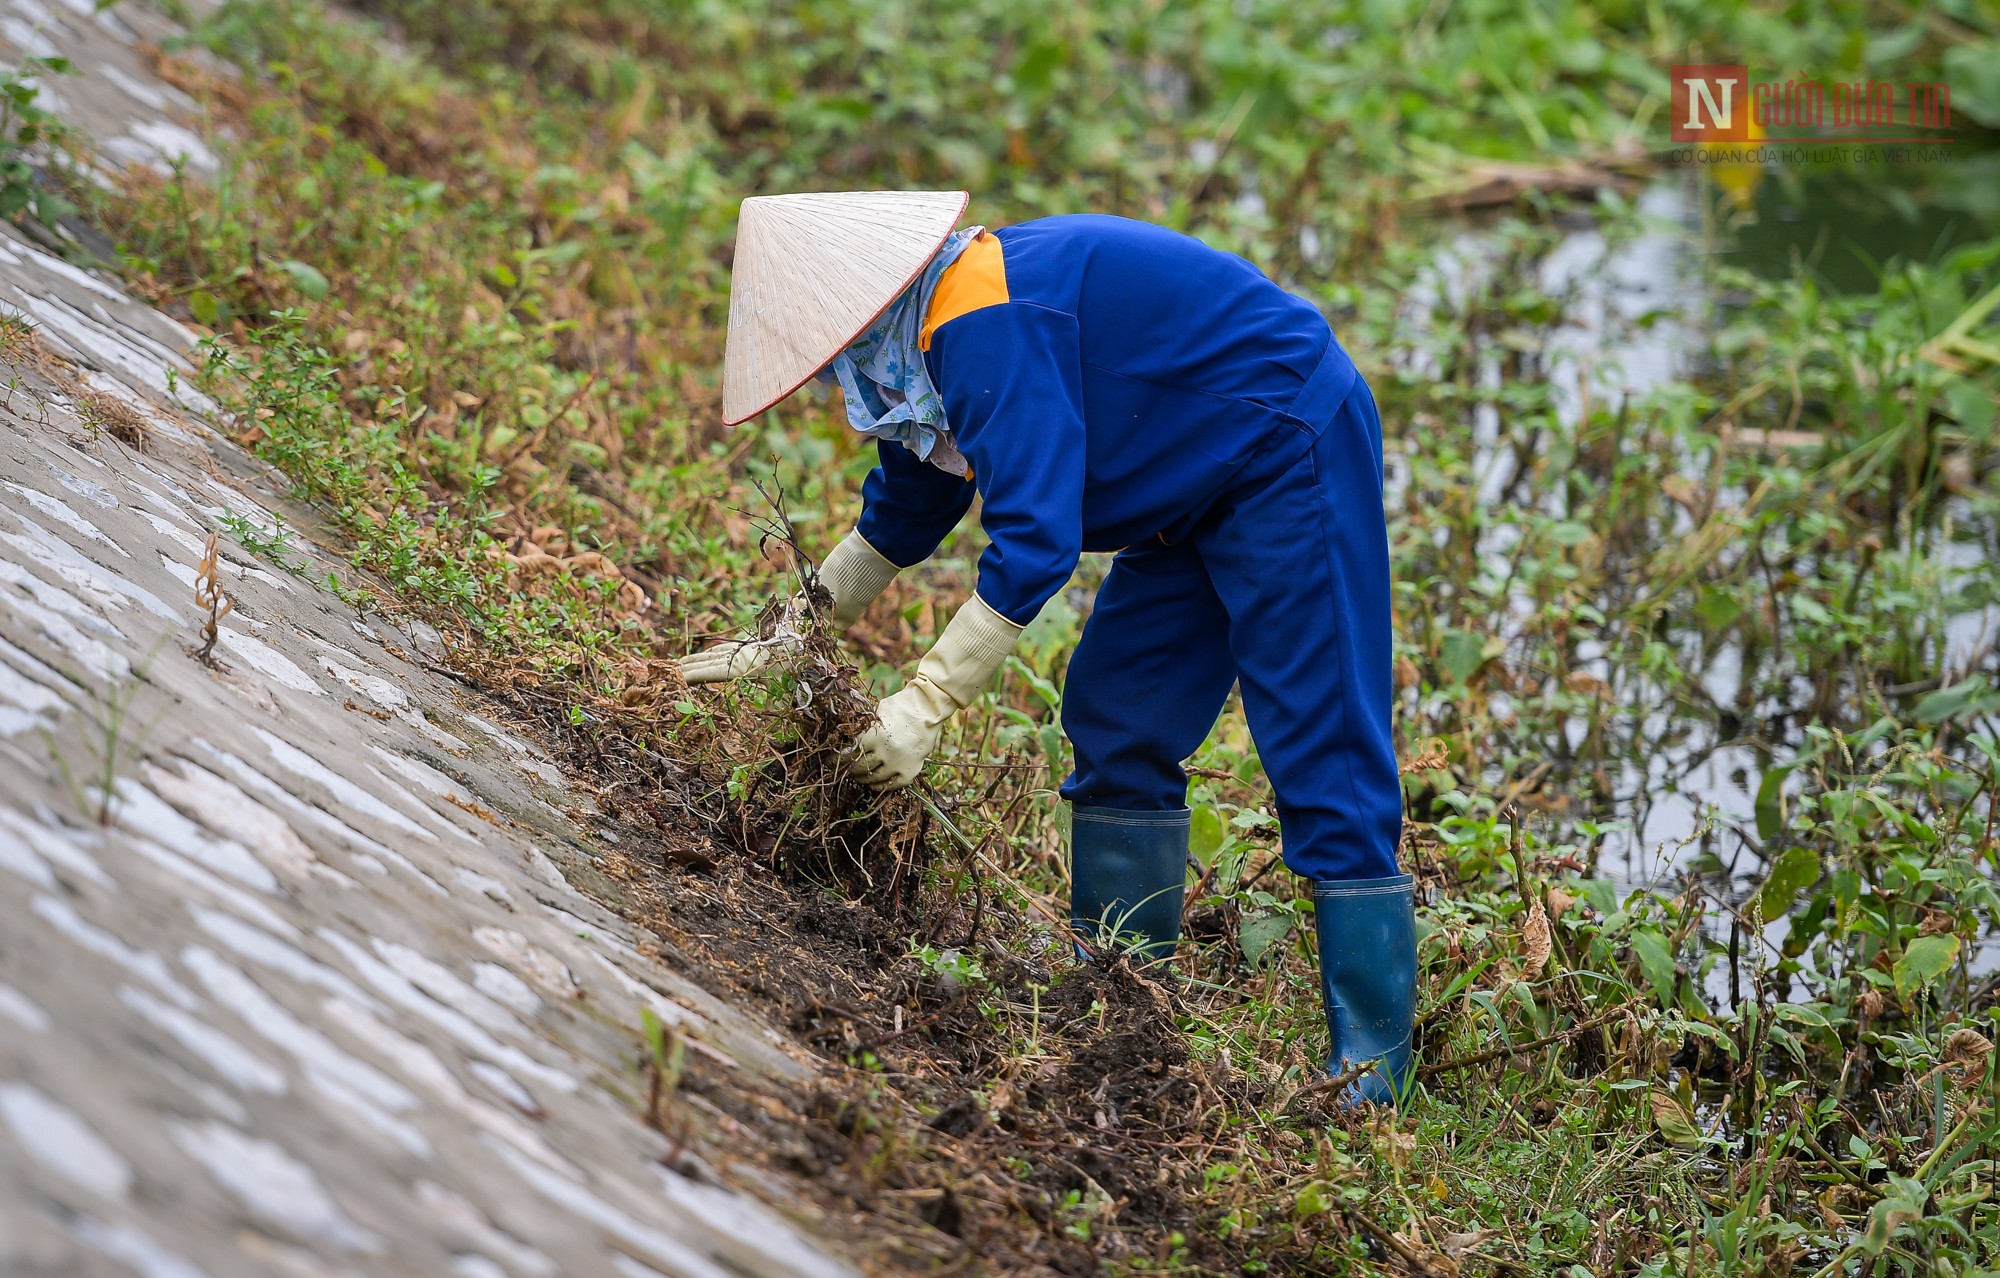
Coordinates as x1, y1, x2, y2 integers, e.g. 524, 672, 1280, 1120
193, 531, 234, 664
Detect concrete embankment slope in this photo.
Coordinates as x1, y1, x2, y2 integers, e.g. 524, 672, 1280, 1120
0, 5, 859, 1276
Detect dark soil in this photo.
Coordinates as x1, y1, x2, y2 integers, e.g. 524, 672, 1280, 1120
486, 645, 1330, 1275
599, 839, 1248, 1275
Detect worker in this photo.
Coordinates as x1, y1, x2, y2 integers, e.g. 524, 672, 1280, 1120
681, 191, 1412, 1105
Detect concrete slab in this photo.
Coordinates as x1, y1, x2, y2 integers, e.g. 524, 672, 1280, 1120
0, 6, 860, 1277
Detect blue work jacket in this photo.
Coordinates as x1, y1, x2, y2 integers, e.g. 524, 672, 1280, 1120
854, 214, 1357, 625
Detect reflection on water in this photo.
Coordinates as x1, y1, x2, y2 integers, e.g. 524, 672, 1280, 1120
1713, 142, 2000, 293
1540, 184, 1699, 429
1547, 158, 2000, 992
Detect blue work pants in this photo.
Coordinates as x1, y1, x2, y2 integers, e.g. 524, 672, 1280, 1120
1058, 381, 1401, 883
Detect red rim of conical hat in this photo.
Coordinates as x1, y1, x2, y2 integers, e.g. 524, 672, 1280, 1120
721, 189, 970, 426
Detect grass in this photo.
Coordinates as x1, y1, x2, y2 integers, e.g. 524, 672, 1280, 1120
43, 638, 166, 827
49, 0, 2000, 1270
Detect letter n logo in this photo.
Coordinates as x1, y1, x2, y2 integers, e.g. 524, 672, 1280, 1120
1671, 64, 1749, 142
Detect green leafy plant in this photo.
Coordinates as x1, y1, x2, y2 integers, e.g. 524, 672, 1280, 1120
911, 943, 987, 993
218, 509, 309, 574
0, 54, 77, 228
638, 1005, 686, 1140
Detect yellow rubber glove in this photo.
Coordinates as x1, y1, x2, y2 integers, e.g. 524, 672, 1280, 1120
854, 594, 1024, 790
677, 607, 802, 684
813, 529, 901, 629
679, 531, 899, 685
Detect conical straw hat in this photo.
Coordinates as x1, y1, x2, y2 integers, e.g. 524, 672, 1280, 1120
722, 189, 969, 425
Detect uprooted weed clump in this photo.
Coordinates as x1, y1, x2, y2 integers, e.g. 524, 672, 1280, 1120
71, 0, 2000, 1271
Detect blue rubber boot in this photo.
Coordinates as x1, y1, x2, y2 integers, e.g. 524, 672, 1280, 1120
1069, 805, 1189, 962
1313, 874, 1416, 1105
